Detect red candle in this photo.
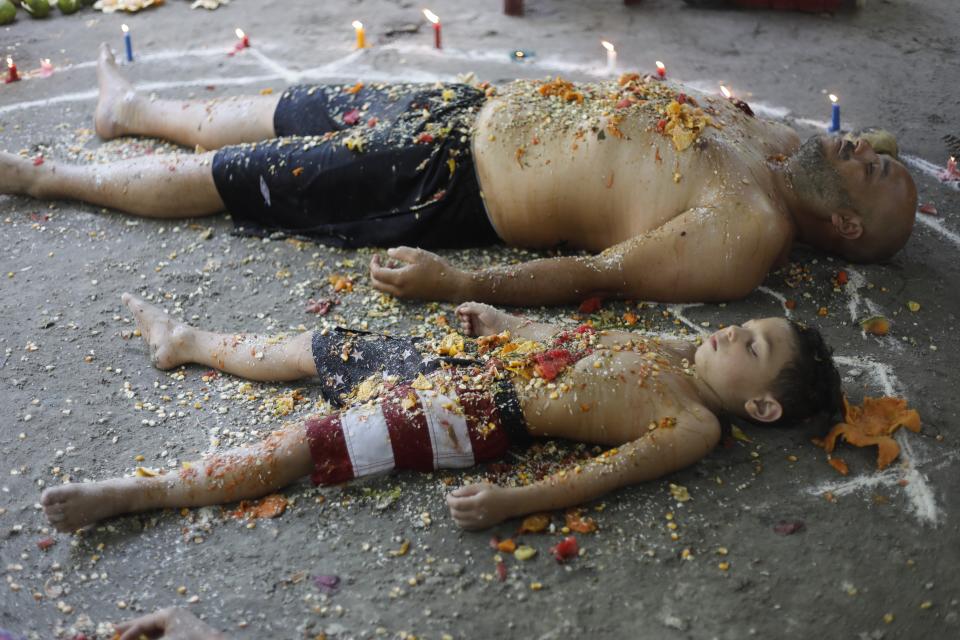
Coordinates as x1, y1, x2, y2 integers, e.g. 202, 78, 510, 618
947, 156, 959, 178
423, 9, 441, 49
5, 57, 20, 84
229, 28, 250, 57
655, 60, 666, 79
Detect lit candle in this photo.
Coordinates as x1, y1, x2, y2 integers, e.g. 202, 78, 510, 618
601, 40, 617, 75
828, 94, 840, 133
948, 156, 958, 177
228, 28, 250, 56
655, 60, 666, 79
719, 83, 754, 117
122, 24, 133, 63
5, 57, 19, 84
39, 58, 53, 78
352, 21, 366, 49
236, 28, 250, 49
423, 9, 441, 49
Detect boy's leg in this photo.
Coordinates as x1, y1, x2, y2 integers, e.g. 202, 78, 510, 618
95, 44, 279, 149
41, 424, 314, 532
1, 150, 224, 218
122, 293, 317, 381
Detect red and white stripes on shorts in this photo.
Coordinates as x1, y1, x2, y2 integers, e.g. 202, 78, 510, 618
304, 380, 521, 485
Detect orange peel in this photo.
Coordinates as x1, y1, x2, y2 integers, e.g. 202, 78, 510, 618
817, 396, 921, 472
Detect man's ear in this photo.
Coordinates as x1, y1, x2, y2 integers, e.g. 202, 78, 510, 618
830, 213, 863, 240
744, 393, 783, 423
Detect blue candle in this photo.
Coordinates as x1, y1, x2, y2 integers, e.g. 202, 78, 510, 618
828, 94, 840, 132
122, 24, 133, 62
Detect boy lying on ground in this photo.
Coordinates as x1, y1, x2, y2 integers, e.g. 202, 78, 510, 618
41, 295, 842, 532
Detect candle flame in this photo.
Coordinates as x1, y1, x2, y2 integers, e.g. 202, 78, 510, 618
423, 9, 439, 24
513, 50, 525, 59
352, 20, 363, 30
829, 93, 838, 103
720, 84, 731, 99
41, 58, 51, 65
121, 24, 129, 33
655, 60, 665, 71
601, 40, 615, 52
235, 28, 245, 39
6, 57, 12, 68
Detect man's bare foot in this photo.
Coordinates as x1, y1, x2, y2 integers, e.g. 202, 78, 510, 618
122, 292, 193, 369
95, 43, 139, 140
41, 478, 141, 532
455, 302, 520, 337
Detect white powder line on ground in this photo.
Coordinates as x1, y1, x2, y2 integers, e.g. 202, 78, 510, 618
843, 268, 900, 351
917, 213, 960, 248
246, 48, 300, 84
756, 286, 794, 319
902, 154, 960, 192
667, 303, 707, 335
808, 469, 900, 496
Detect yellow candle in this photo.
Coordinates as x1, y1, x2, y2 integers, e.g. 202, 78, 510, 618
352, 21, 366, 49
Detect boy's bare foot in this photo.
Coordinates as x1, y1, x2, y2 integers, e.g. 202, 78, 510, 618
122, 292, 193, 369
455, 302, 520, 337
0, 151, 39, 196
95, 43, 139, 140
41, 478, 140, 532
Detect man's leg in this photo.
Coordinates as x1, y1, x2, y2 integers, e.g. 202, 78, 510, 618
41, 424, 315, 532
95, 44, 279, 149
122, 293, 317, 381
0, 150, 224, 218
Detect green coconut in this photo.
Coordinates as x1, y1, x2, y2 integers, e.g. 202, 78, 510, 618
22, 0, 50, 18
57, 0, 79, 13
0, 0, 17, 25
844, 127, 899, 159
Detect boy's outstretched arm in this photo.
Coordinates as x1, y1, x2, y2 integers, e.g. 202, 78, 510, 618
455, 301, 559, 342
369, 206, 779, 305
445, 408, 720, 530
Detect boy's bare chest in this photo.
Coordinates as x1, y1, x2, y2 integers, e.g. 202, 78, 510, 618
519, 350, 701, 444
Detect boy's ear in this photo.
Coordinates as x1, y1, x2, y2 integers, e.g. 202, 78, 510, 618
830, 212, 863, 240
744, 393, 783, 423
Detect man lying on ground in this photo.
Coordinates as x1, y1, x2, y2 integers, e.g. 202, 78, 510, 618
2, 45, 916, 305
41, 294, 842, 532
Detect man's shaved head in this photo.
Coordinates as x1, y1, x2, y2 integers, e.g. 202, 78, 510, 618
788, 135, 917, 262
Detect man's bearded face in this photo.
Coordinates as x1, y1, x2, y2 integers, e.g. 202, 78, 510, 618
789, 135, 855, 212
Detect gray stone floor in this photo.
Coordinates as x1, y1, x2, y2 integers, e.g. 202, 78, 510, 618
1, 0, 958, 638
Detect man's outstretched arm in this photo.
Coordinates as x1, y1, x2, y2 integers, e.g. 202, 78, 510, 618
368, 206, 784, 305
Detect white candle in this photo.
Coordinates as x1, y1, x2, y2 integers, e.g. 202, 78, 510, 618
601, 40, 617, 75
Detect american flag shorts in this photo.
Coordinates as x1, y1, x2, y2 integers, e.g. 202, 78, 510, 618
305, 377, 526, 485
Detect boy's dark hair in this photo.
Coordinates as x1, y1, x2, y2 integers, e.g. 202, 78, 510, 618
769, 321, 844, 424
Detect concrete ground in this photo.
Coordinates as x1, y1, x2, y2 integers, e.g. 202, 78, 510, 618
1, 0, 959, 638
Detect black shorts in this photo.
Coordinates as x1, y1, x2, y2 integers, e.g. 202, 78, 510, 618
211, 83, 501, 249
311, 329, 529, 444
